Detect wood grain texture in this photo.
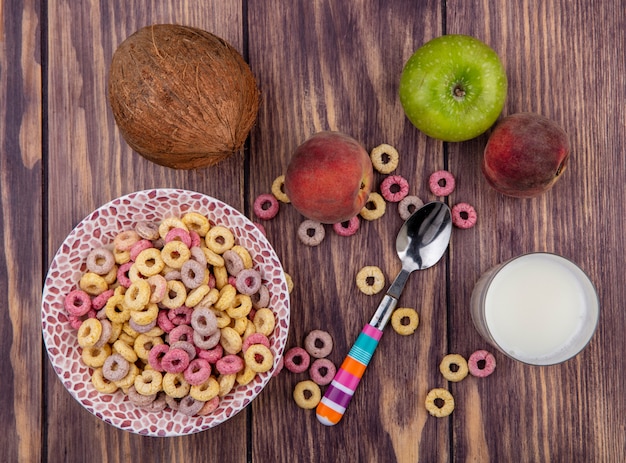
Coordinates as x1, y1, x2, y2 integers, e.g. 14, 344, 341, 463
2, 0, 624, 461
0, 1, 42, 462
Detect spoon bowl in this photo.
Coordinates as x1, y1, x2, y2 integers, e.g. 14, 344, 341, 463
316, 201, 452, 426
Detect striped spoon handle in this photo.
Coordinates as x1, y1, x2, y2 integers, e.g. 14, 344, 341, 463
316, 323, 383, 426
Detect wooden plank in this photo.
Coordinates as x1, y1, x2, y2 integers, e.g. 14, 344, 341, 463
247, 1, 451, 461
0, 1, 42, 462
44, 1, 250, 460
446, 0, 626, 461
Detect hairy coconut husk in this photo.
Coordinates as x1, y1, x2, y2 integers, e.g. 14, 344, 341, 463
108, 24, 260, 169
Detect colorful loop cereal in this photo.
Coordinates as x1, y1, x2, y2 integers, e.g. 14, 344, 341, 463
214, 284, 237, 311
64, 289, 92, 317
158, 217, 188, 240
142, 392, 168, 412
190, 377, 220, 403
293, 380, 322, 409
77, 318, 103, 348
425, 388, 455, 417
79, 272, 108, 296
220, 326, 243, 354
332, 215, 360, 237
202, 247, 225, 267
133, 333, 162, 360
169, 324, 195, 344
102, 353, 130, 382
135, 221, 160, 240
113, 230, 140, 252
134, 248, 165, 277
160, 280, 187, 309
162, 373, 191, 399
226, 294, 253, 319
252, 308, 275, 336
81, 344, 111, 368
161, 240, 191, 269
116, 262, 133, 288
380, 175, 410, 203
198, 396, 220, 415
217, 374, 237, 397
297, 220, 325, 246
168, 306, 193, 326
91, 368, 119, 394
216, 354, 245, 375
161, 348, 191, 374
242, 333, 270, 353
309, 358, 336, 386
360, 192, 386, 221
86, 247, 115, 275
303, 330, 334, 358
370, 143, 399, 174
254, 193, 280, 220
236, 365, 257, 386
157, 309, 175, 333
468, 349, 496, 378
191, 306, 218, 336
170, 340, 196, 362
198, 343, 224, 364
429, 170, 456, 196
244, 344, 274, 372
130, 302, 159, 327
398, 195, 424, 221
356, 266, 385, 295
114, 363, 140, 390
271, 175, 290, 203
113, 339, 139, 363
223, 249, 244, 276
284, 346, 310, 374
94, 319, 113, 347
134, 369, 163, 396
127, 385, 157, 407
180, 259, 206, 289
190, 245, 207, 267
451, 202, 477, 229
129, 239, 153, 262
181, 212, 210, 237
184, 358, 212, 386
148, 343, 170, 371
439, 354, 469, 382
390, 308, 420, 335
124, 279, 151, 311
213, 265, 229, 289
205, 226, 235, 254
251, 284, 270, 309
235, 268, 262, 296
165, 227, 193, 248
92, 289, 114, 311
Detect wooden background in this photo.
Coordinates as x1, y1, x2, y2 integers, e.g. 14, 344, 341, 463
2, 0, 625, 461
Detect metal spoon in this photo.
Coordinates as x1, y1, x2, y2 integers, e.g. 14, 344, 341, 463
316, 201, 452, 426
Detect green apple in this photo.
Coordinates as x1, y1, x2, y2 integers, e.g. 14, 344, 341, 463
399, 34, 507, 142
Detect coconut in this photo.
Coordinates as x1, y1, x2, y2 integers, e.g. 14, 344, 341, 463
108, 24, 260, 169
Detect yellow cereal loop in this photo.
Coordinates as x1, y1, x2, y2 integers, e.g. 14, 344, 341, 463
122, 321, 141, 339
113, 339, 138, 363
230, 316, 248, 336
202, 247, 225, 267
91, 368, 118, 394
391, 308, 420, 336
220, 327, 243, 354
134, 248, 165, 276
236, 365, 257, 386
124, 279, 151, 311
212, 309, 231, 329
109, 322, 123, 344
293, 380, 321, 409
284, 272, 294, 294
79, 272, 108, 296
226, 294, 252, 319
81, 344, 111, 368
244, 344, 274, 373
218, 374, 237, 397
134, 369, 163, 396
359, 192, 386, 221
102, 265, 118, 285
242, 319, 256, 339
115, 363, 140, 390
105, 294, 131, 324
118, 332, 136, 346
182, 212, 211, 237
161, 240, 191, 269
162, 372, 190, 398
205, 226, 235, 254
134, 334, 164, 361
214, 284, 237, 311
370, 143, 400, 174
439, 354, 469, 383
199, 287, 220, 308
425, 388, 455, 417
190, 377, 220, 402
130, 302, 159, 326
158, 217, 188, 240
253, 308, 275, 336
160, 280, 187, 309
77, 318, 103, 348
231, 245, 253, 269
356, 266, 385, 295
271, 174, 290, 203
185, 284, 211, 307
113, 248, 131, 265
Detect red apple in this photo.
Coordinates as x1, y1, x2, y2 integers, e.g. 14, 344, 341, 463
284, 131, 374, 223
482, 113, 570, 198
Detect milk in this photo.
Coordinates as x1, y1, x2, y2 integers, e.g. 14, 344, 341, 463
471, 253, 599, 365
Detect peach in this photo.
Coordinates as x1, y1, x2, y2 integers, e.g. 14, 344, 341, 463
482, 113, 570, 198
284, 131, 374, 223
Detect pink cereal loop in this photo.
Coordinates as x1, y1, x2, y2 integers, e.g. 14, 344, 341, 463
242, 333, 271, 352
161, 348, 190, 374
157, 309, 176, 333
254, 193, 280, 220
380, 175, 410, 203
92, 289, 114, 310
283, 346, 310, 373
148, 343, 170, 372
168, 306, 193, 326
184, 358, 212, 386
197, 344, 224, 363
429, 170, 456, 196
64, 289, 92, 317
216, 354, 245, 375
116, 262, 133, 288
451, 202, 477, 229
68, 315, 83, 330
129, 239, 153, 261
169, 324, 195, 344
309, 358, 337, 386
332, 216, 360, 237
165, 228, 193, 248
468, 350, 496, 377
189, 230, 201, 248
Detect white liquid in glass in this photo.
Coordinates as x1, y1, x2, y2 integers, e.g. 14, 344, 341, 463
484, 253, 591, 364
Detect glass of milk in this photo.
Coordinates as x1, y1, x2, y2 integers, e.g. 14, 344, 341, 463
470, 252, 599, 366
